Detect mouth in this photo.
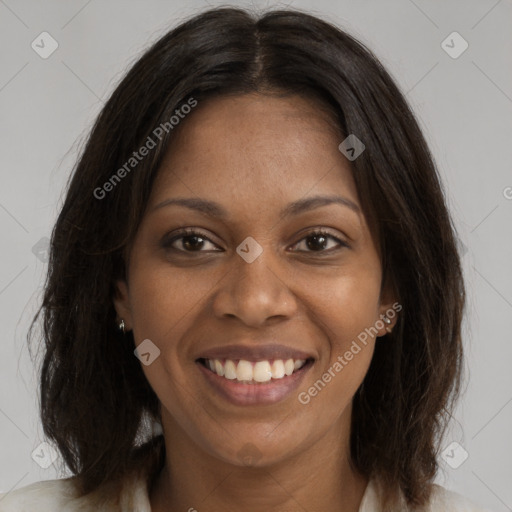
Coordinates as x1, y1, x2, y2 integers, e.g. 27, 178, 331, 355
197, 357, 313, 383
195, 355, 315, 406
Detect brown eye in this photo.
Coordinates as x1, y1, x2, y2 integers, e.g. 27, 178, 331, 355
291, 230, 348, 253
162, 229, 221, 253
180, 234, 207, 251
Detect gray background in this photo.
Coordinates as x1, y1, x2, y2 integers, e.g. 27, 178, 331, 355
0, 0, 511, 510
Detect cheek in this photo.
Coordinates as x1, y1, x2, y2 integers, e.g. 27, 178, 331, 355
298, 272, 380, 418
125, 258, 223, 393
124, 263, 193, 376
306, 259, 382, 391
127, 258, 212, 338
316, 266, 382, 342
126, 268, 200, 424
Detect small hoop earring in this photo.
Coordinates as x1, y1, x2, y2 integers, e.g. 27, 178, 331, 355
118, 319, 125, 334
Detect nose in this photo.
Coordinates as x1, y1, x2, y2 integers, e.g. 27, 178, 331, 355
211, 246, 298, 328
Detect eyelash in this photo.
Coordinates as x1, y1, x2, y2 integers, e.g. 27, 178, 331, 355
162, 227, 349, 254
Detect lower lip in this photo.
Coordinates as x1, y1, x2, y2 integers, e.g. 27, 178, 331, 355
196, 360, 313, 406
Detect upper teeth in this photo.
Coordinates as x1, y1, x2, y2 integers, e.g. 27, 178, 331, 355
204, 358, 306, 382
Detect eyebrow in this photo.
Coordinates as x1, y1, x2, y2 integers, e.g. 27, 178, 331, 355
151, 194, 361, 220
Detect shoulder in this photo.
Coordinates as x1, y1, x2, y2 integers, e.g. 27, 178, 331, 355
427, 484, 494, 512
0, 478, 79, 511
0, 472, 151, 512
360, 479, 493, 511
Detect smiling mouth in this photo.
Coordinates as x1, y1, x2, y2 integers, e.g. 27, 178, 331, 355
197, 357, 314, 384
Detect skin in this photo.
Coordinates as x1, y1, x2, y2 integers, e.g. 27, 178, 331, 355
114, 93, 397, 512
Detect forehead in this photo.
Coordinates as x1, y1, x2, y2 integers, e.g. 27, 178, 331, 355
149, 93, 358, 214
161, 92, 342, 158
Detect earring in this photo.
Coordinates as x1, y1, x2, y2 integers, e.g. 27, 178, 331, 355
118, 319, 125, 334
382, 315, 393, 334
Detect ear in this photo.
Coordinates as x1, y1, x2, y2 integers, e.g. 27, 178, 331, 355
376, 275, 401, 337
113, 279, 133, 331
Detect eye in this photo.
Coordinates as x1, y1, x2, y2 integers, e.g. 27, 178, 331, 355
162, 228, 221, 253
290, 229, 348, 253
162, 228, 349, 255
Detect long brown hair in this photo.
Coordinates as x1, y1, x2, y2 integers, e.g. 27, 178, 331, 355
29, 6, 465, 509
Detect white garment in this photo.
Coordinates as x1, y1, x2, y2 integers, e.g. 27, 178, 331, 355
0, 473, 492, 511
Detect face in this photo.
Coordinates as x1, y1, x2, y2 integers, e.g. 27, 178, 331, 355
114, 93, 396, 468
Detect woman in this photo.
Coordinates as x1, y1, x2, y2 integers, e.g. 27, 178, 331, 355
0, 6, 489, 511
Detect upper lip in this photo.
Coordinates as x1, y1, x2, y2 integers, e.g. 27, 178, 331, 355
196, 343, 315, 362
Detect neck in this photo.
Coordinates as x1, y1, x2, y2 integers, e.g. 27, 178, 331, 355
150, 415, 368, 512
